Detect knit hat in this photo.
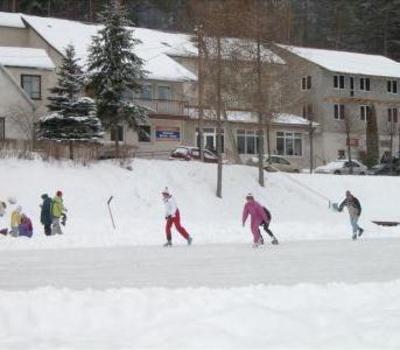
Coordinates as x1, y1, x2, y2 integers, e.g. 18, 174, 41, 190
162, 187, 170, 196
246, 193, 254, 200
56, 191, 63, 197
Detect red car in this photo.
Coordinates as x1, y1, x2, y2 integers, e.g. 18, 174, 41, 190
169, 146, 218, 163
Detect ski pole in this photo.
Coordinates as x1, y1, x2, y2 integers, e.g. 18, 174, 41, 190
107, 196, 116, 230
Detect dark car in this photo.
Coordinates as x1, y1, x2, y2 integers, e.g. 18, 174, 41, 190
367, 163, 400, 176
169, 146, 219, 163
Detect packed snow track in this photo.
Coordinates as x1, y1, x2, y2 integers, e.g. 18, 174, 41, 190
1, 238, 400, 290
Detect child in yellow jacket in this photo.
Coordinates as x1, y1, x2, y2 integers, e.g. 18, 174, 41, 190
10, 206, 22, 237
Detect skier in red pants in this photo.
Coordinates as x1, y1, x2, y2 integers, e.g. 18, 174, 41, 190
162, 188, 192, 247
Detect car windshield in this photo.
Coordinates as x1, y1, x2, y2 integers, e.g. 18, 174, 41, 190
173, 148, 188, 155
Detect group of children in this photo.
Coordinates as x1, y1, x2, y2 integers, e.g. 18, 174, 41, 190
0, 191, 66, 238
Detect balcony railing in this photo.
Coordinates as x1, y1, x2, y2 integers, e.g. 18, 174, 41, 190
134, 98, 186, 116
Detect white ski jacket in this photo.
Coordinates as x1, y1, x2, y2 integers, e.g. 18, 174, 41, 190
163, 195, 178, 218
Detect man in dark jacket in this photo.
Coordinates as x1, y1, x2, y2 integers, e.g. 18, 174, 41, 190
338, 190, 364, 240
40, 194, 52, 236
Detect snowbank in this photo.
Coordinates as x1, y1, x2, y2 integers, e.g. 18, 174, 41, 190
0, 281, 399, 349
0, 158, 399, 250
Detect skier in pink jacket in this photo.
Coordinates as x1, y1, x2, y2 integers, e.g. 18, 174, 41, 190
242, 193, 268, 247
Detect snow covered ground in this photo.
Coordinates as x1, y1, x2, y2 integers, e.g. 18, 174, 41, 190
1, 158, 400, 349
1, 158, 400, 249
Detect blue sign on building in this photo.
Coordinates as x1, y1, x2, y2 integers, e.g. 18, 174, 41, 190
155, 127, 181, 141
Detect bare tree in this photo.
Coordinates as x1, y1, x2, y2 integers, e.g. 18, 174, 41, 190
5, 106, 37, 142
186, 0, 239, 198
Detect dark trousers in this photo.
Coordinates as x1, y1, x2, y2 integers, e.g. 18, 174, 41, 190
261, 221, 275, 238
44, 224, 52, 236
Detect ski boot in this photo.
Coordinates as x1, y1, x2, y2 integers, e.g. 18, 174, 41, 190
358, 228, 364, 237
271, 237, 279, 245
163, 240, 172, 247
187, 236, 193, 246
352, 234, 357, 240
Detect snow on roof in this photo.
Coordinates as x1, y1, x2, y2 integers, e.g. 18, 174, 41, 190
20, 14, 197, 82
187, 108, 317, 126
0, 11, 25, 28
0, 46, 55, 70
280, 44, 400, 78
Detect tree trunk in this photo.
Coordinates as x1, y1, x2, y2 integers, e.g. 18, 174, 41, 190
309, 122, 314, 174
256, 38, 265, 187
390, 121, 394, 174
216, 36, 223, 199
114, 126, 120, 158
344, 108, 353, 174
266, 121, 272, 157
69, 140, 74, 160
197, 26, 205, 162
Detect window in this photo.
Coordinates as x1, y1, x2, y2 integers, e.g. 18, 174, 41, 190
140, 84, 152, 99
334, 104, 345, 120
301, 76, 312, 90
158, 85, 171, 100
111, 125, 124, 142
337, 150, 345, 159
237, 129, 260, 155
196, 128, 224, 153
359, 77, 371, 91
0, 117, 5, 141
138, 125, 151, 142
21, 75, 41, 99
302, 104, 313, 120
334, 75, 345, 89
387, 80, 398, 94
276, 132, 302, 156
388, 108, 398, 123
360, 105, 370, 121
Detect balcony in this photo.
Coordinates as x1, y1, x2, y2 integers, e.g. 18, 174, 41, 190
134, 98, 186, 116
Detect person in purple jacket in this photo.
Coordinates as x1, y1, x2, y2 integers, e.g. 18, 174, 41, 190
242, 193, 268, 247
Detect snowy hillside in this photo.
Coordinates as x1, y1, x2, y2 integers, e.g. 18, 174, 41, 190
1, 158, 399, 249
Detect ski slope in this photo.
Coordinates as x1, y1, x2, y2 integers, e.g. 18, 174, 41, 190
1, 158, 400, 349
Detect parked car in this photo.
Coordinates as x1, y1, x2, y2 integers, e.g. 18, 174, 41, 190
367, 163, 400, 176
315, 160, 367, 175
249, 155, 301, 173
169, 146, 218, 163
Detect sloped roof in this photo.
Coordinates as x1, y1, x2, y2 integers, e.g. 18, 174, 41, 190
21, 14, 197, 82
0, 11, 24, 28
280, 44, 400, 78
0, 46, 55, 70
187, 107, 318, 127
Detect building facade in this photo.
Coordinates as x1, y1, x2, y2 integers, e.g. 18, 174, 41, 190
1, 11, 399, 168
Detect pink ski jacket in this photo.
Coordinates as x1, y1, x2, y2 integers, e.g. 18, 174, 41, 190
242, 200, 268, 226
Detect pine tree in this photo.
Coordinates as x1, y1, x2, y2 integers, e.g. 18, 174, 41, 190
38, 45, 103, 158
87, 0, 148, 157
47, 44, 83, 113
